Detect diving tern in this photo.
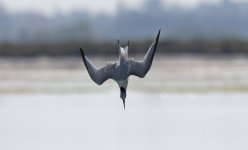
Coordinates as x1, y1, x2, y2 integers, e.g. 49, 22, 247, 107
80, 29, 161, 109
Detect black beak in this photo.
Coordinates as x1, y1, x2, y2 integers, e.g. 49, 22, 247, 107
120, 87, 126, 109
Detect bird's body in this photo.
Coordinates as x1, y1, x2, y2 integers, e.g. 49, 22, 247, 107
80, 30, 161, 109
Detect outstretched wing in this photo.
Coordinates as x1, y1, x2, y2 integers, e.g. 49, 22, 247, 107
129, 29, 161, 78
80, 48, 118, 85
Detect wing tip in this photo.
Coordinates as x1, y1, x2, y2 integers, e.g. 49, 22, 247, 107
79, 47, 90, 73
153, 29, 161, 51
79, 47, 85, 58
156, 29, 161, 43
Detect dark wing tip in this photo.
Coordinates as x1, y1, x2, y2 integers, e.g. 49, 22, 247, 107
154, 29, 161, 51
156, 29, 161, 44
79, 47, 85, 58
79, 47, 90, 72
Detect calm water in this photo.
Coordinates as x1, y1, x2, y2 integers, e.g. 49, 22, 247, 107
1, 93, 248, 150
1, 56, 248, 150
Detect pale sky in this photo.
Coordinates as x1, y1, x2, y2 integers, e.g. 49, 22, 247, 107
0, 0, 246, 16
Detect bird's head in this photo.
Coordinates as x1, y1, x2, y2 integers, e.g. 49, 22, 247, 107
120, 87, 126, 109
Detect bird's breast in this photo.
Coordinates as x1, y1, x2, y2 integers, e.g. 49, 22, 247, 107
118, 65, 129, 79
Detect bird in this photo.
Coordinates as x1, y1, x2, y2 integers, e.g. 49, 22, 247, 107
79, 29, 161, 109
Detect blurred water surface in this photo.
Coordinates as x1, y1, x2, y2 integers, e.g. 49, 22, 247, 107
1, 56, 248, 150
1, 56, 248, 93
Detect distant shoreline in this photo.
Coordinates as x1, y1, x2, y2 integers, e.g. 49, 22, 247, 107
1, 40, 248, 57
